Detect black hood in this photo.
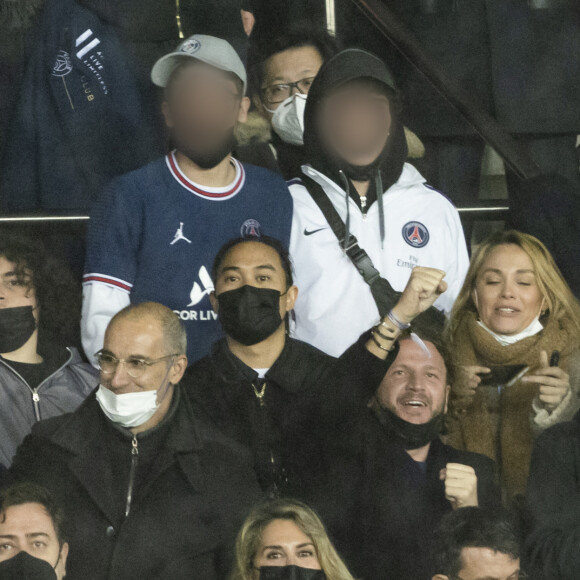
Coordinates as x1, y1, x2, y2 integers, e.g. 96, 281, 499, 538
303, 48, 408, 193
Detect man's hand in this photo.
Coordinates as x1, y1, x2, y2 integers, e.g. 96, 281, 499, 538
440, 463, 478, 509
391, 266, 448, 324
523, 350, 570, 412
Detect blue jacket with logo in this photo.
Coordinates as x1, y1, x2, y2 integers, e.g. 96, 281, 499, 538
0, 0, 162, 212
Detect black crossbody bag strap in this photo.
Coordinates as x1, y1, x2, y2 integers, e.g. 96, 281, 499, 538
301, 174, 446, 328
301, 175, 399, 317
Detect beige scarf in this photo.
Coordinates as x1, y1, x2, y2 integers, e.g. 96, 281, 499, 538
447, 310, 575, 497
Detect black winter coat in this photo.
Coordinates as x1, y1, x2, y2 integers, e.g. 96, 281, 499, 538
9, 386, 262, 580
0, 0, 162, 213
525, 409, 580, 579
183, 334, 398, 497
311, 414, 500, 580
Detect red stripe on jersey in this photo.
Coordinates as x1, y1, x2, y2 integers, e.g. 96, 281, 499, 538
166, 152, 245, 199
83, 275, 132, 293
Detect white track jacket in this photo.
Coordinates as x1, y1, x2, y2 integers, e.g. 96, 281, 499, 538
289, 163, 469, 357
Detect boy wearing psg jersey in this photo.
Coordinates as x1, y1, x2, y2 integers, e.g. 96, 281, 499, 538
82, 35, 292, 366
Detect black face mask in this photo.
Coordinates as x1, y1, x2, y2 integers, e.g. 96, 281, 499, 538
0, 305, 37, 354
372, 403, 444, 450
217, 285, 284, 346
173, 125, 237, 170
0, 550, 57, 580
259, 566, 327, 580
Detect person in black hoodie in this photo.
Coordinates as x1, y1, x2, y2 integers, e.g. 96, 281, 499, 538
288, 48, 468, 358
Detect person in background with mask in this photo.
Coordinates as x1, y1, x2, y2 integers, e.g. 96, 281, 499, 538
235, 26, 339, 180
183, 234, 448, 497
0, 233, 97, 467
0, 482, 68, 580
288, 48, 468, 358
445, 230, 580, 500
9, 302, 261, 580
229, 498, 356, 580
82, 33, 293, 367
311, 328, 499, 580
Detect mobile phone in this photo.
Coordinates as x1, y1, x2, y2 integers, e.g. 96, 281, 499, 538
478, 365, 529, 387
550, 350, 560, 368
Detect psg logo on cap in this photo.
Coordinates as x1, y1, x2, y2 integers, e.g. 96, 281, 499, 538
180, 38, 201, 54
241, 219, 262, 238
402, 221, 429, 248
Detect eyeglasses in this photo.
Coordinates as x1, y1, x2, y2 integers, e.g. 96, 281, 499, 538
95, 350, 178, 379
261, 76, 316, 104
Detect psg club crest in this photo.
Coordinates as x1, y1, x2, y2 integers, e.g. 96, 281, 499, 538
241, 219, 262, 238
402, 221, 429, 248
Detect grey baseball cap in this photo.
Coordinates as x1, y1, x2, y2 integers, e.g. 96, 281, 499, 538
151, 34, 247, 93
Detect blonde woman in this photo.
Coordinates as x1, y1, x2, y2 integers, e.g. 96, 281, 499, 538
445, 230, 580, 499
230, 499, 356, 580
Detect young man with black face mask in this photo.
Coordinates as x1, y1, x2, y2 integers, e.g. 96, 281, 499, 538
0, 234, 97, 467
183, 235, 449, 498
288, 48, 469, 357
0, 482, 69, 580
82, 34, 293, 367
311, 330, 499, 580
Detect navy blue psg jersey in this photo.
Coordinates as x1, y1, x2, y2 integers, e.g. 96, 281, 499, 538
84, 152, 293, 364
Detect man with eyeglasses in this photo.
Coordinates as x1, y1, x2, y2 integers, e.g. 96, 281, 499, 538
82, 33, 292, 368
9, 301, 261, 580
235, 26, 338, 179
431, 507, 524, 580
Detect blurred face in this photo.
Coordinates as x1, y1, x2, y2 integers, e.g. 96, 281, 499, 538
211, 241, 297, 322
0, 257, 38, 317
253, 519, 321, 576
100, 316, 184, 397
257, 45, 324, 118
163, 61, 250, 168
446, 547, 521, 580
0, 503, 68, 580
375, 338, 449, 425
318, 80, 392, 169
473, 244, 544, 336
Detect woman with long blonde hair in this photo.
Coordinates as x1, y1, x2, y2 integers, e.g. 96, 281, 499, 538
445, 229, 580, 499
229, 498, 356, 580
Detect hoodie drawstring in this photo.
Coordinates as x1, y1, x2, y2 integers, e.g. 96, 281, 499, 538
339, 170, 351, 252
376, 170, 385, 249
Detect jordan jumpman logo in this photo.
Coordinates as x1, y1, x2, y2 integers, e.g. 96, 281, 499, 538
170, 222, 192, 245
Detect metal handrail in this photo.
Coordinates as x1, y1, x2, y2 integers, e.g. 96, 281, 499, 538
0, 202, 509, 223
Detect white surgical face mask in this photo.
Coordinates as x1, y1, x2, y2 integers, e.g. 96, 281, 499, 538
477, 316, 544, 346
266, 93, 307, 146
96, 366, 173, 428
